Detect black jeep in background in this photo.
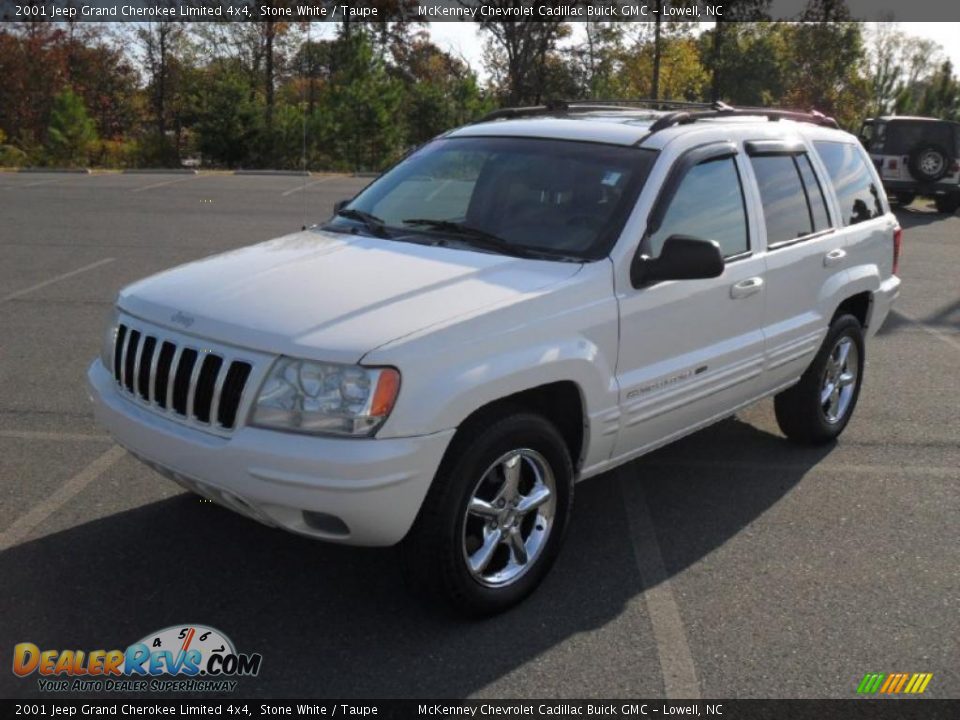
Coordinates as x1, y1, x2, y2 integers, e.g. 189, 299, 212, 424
860, 116, 960, 213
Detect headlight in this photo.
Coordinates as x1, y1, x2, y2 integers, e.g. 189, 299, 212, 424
100, 308, 120, 372
250, 358, 400, 437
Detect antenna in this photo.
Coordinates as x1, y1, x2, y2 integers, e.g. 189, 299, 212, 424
300, 23, 310, 231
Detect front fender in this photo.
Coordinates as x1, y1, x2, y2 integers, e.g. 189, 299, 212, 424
365, 265, 621, 470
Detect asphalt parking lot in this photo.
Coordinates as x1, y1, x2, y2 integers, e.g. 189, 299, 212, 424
1, 172, 957, 700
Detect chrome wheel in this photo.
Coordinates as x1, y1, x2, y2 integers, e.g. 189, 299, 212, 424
820, 336, 859, 424
461, 449, 556, 588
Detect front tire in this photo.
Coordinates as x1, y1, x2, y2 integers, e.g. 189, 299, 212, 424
400, 410, 574, 617
774, 314, 865, 445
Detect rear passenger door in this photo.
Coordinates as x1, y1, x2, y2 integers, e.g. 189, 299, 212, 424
745, 140, 852, 392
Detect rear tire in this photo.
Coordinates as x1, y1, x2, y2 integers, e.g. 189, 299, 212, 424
774, 314, 865, 445
934, 194, 960, 214
400, 410, 574, 617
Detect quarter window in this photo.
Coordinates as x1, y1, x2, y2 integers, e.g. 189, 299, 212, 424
814, 141, 885, 226
648, 156, 749, 259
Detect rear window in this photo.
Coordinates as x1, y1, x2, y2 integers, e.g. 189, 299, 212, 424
813, 142, 885, 226
874, 120, 956, 155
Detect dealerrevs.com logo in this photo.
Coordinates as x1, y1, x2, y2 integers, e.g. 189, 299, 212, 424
13, 624, 262, 693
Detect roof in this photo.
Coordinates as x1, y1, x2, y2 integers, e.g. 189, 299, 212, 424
448, 112, 662, 147
449, 109, 849, 149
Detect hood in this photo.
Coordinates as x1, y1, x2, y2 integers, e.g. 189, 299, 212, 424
118, 229, 583, 363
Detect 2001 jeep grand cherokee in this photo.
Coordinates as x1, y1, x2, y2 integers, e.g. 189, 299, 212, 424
89, 102, 902, 615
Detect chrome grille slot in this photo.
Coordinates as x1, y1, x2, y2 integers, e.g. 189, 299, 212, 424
112, 322, 255, 433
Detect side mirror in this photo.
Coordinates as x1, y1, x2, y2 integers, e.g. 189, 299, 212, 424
333, 199, 350, 214
631, 235, 725, 287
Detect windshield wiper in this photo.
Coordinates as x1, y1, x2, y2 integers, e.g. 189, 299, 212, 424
336, 208, 391, 238
401, 218, 556, 260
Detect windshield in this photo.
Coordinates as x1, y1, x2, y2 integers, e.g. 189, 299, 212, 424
325, 137, 657, 260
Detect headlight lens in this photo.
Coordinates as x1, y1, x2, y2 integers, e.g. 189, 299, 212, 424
251, 358, 400, 437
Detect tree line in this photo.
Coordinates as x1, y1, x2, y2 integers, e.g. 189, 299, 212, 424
1, 3, 958, 171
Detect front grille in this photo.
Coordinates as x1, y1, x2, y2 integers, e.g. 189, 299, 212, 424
111, 322, 253, 432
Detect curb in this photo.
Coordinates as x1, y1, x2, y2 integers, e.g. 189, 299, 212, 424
235, 169, 310, 177
123, 169, 198, 175
19, 167, 91, 174
352, 172, 380, 178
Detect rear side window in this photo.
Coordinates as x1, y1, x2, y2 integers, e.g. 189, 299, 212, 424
796, 155, 831, 230
648, 156, 749, 259
814, 141, 884, 226
749, 155, 825, 244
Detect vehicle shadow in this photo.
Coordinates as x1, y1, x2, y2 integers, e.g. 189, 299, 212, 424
894, 204, 953, 229
0, 418, 834, 699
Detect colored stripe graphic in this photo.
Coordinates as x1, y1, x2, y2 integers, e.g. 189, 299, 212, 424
858, 672, 933, 694
857, 673, 885, 694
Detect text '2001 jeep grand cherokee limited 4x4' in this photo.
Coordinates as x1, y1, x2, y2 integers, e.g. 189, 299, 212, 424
89, 102, 902, 615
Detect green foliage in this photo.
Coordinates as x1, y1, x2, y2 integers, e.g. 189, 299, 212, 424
194, 68, 261, 168
3, 20, 959, 170
46, 88, 98, 166
309, 33, 406, 171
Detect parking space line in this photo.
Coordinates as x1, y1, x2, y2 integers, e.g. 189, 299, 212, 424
3, 177, 78, 190
619, 468, 701, 699
0, 430, 112, 443
281, 176, 333, 196
131, 175, 200, 193
891, 309, 960, 352
0, 258, 114, 304
0, 445, 125, 552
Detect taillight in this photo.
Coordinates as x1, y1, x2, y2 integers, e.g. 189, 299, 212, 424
887, 158, 898, 169
893, 226, 902, 276
951, 161, 960, 174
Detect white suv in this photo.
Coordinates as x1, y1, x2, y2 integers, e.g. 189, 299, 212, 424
89, 102, 902, 615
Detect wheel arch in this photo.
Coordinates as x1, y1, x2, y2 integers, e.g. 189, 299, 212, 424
444, 380, 588, 474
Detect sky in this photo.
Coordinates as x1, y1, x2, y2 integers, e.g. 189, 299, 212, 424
425, 21, 960, 81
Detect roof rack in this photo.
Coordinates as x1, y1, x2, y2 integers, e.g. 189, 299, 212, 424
473, 99, 839, 133
647, 107, 840, 132
475, 99, 732, 124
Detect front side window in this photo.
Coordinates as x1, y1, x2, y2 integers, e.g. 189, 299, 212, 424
749, 153, 831, 245
328, 137, 657, 260
647, 156, 749, 259
814, 141, 885, 226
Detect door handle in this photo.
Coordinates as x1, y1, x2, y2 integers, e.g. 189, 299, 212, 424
823, 248, 847, 267
730, 277, 763, 299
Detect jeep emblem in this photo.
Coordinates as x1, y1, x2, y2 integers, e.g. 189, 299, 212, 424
170, 311, 195, 328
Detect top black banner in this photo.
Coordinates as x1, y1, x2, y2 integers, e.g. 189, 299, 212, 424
3, 0, 960, 23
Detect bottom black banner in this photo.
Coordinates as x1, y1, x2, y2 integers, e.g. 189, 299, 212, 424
2, 699, 958, 720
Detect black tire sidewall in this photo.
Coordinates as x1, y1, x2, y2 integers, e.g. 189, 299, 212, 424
807, 316, 866, 439
416, 413, 574, 616
934, 194, 960, 214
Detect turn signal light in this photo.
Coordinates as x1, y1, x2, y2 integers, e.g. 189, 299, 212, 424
893, 226, 902, 276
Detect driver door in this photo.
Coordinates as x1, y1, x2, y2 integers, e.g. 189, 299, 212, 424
612, 142, 767, 460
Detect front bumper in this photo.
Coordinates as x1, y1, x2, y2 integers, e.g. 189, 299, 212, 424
88, 360, 454, 546
867, 275, 901, 339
